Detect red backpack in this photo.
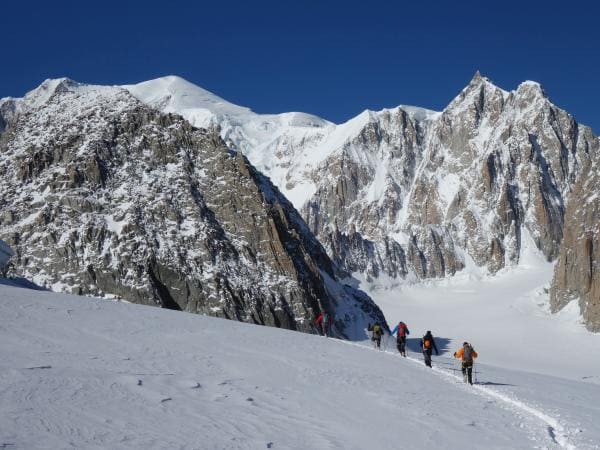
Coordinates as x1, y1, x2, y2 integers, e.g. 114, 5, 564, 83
398, 322, 407, 337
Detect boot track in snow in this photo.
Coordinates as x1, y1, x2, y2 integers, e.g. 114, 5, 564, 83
333, 337, 576, 450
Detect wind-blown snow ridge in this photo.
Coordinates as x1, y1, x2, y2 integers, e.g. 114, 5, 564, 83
124, 75, 254, 119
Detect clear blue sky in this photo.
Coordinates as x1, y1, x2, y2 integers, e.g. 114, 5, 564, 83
2, 0, 599, 130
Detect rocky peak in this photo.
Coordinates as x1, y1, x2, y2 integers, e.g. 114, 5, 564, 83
444, 72, 507, 125
0, 79, 387, 338
122, 74, 599, 332
516, 80, 546, 97
22, 78, 81, 108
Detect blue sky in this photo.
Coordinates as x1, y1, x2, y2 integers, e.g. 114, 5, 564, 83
2, 0, 599, 130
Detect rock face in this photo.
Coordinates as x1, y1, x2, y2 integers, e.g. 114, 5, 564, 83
126, 74, 600, 331
550, 149, 600, 331
0, 79, 386, 337
0, 239, 14, 275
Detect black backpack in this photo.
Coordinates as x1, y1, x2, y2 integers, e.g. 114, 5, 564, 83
463, 344, 474, 363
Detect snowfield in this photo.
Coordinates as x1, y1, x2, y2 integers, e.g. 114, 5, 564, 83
357, 238, 600, 383
1, 282, 599, 449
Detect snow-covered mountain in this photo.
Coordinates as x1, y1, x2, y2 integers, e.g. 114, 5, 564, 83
124, 76, 336, 207
0, 79, 386, 337
124, 73, 600, 331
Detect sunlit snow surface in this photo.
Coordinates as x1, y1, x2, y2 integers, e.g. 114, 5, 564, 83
355, 235, 600, 383
124, 76, 439, 210
1, 282, 599, 449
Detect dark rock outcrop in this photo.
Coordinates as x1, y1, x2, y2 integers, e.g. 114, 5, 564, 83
0, 81, 386, 337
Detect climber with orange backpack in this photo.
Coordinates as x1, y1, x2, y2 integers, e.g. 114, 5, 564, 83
420, 330, 439, 367
454, 342, 478, 385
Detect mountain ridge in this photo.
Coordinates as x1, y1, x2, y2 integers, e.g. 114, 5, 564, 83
1, 73, 598, 331
0, 80, 386, 337
116, 73, 599, 331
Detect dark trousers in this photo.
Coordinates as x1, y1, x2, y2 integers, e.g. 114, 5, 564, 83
462, 362, 474, 384
423, 350, 432, 367
373, 335, 382, 348
397, 337, 406, 355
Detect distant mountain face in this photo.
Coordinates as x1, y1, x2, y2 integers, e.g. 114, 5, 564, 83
0, 79, 386, 337
124, 73, 600, 331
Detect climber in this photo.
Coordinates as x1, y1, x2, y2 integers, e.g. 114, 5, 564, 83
368, 322, 384, 349
315, 311, 333, 337
391, 321, 410, 356
454, 342, 478, 385
420, 330, 439, 367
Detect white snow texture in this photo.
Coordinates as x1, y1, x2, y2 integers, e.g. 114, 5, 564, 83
1, 283, 599, 449
1, 75, 599, 449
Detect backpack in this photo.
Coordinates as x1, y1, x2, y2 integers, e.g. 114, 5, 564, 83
463, 344, 474, 363
423, 339, 431, 350
398, 322, 408, 338
373, 324, 382, 336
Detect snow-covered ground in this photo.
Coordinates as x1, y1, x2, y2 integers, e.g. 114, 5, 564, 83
1, 282, 599, 449
357, 241, 600, 383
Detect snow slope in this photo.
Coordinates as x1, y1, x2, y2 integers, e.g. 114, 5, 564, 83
124, 76, 335, 207
124, 76, 439, 209
1, 283, 599, 449
358, 236, 600, 383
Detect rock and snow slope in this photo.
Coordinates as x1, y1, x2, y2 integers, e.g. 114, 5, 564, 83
125, 76, 336, 208
0, 74, 597, 329
362, 234, 600, 382
124, 74, 600, 331
1, 283, 599, 449
0, 79, 385, 337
